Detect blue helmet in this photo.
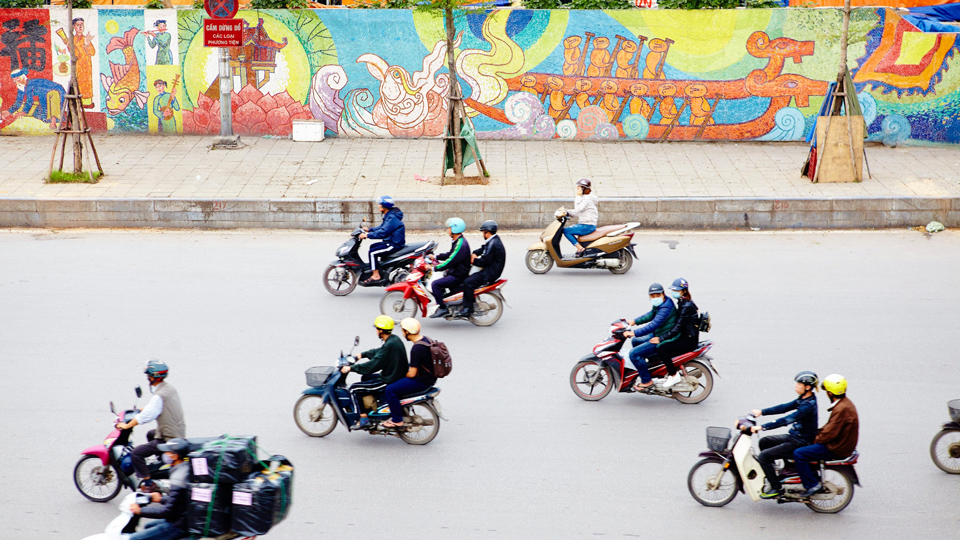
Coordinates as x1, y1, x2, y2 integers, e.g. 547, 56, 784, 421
144, 359, 169, 379
377, 195, 395, 209
445, 217, 466, 234
648, 282, 664, 294
670, 278, 689, 291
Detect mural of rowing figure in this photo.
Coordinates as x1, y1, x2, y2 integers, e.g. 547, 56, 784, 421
6, 67, 65, 123
629, 82, 653, 120
586, 37, 614, 78
101, 27, 148, 115
657, 83, 680, 124
685, 83, 715, 126
643, 38, 674, 79
562, 36, 584, 76
746, 31, 816, 80
599, 80, 622, 122
574, 79, 593, 110
547, 76, 571, 120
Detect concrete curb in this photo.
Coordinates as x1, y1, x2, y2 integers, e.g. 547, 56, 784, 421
1, 197, 957, 230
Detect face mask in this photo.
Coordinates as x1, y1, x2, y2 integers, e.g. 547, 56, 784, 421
162, 453, 174, 465
651, 297, 664, 307
668, 290, 681, 299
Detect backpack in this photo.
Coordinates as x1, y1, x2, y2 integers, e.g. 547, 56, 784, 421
423, 338, 452, 378
698, 312, 712, 333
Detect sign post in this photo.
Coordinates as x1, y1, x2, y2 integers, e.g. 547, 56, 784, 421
203, 0, 241, 148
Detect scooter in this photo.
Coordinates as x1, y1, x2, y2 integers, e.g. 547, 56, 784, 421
930, 399, 960, 473
569, 319, 718, 404
687, 415, 860, 513
379, 256, 508, 327
293, 337, 444, 445
525, 209, 639, 274
322, 226, 437, 296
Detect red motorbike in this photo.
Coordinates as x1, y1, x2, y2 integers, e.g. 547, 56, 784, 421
379, 256, 508, 326
569, 319, 719, 404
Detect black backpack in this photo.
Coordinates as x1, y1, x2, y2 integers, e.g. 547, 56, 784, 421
423, 338, 452, 378
698, 312, 712, 333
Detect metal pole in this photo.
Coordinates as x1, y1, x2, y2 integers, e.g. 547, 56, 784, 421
214, 46, 238, 147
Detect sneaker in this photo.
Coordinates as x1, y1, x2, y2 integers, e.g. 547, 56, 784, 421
759, 487, 783, 499
458, 306, 474, 317
429, 307, 450, 319
800, 483, 822, 498
351, 417, 370, 430
663, 373, 683, 388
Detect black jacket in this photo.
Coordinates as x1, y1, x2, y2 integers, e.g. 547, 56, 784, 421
354, 334, 409, 385
659, 298, 699, 344
435, 236, 471, 280
139, 461, 189, 531
471, 234, 505, 282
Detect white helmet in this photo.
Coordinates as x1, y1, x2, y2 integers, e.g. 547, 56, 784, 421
400, 318, 421, 335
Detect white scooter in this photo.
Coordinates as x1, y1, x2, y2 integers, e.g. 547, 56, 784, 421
81, 492, 258, 539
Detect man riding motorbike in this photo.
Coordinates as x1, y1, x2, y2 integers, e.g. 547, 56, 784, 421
460, 220, 506, 317
382, 318, 437, 429
563, 178, 598, 256
623, 283, 676, 390
429, 217, 471, 319
749, 371, 819, 499
128, 438, 191, 540
115, 360, 186, 493
360, 195, 406, 285
649, 278, 700, 389
793, 374, 859, 498
341, 315, 409, 428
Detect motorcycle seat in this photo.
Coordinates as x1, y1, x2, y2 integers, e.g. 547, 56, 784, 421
822, 450, 859, 465
383, 242, 432, 262
578, 225, 626, 243
398, 386, 440, 401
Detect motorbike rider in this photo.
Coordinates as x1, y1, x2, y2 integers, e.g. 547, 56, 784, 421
359, 195, 406, 284
623, 283, 677, 390
748, 371, 819, 499
382, 318, 437, 429
128, 438, 191, 540
341, 315, 409, 428
460, 220, 506, 317
648, 278, 700, 389
563, 178, 598, 255
115, 360, 186, 493
429, 217, 471, 319
793, 374, 859, 498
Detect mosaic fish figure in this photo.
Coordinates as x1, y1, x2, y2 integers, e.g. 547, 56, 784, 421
100, 28, 149, 115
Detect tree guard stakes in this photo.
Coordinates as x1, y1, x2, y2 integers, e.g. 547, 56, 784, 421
203, 0, 241, 148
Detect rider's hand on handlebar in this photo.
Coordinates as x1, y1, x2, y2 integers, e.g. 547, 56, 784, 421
359, 232, 367, 239
624, 330, 634, 338
751, 409, 762, 417
340, 366, 351, 374
750, 426, 762, 433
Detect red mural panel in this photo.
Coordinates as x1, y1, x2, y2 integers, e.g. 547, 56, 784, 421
0, 10, 55, 126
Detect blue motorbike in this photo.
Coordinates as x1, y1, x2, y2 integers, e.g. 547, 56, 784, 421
293, 337, 443, 445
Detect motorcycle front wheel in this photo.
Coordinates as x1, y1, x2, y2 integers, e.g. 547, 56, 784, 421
687, 458, 739, 507
323, 264, 358, 296
930, 428, 960, 474
672, 360, 714, 404
398, 402, 440, 445
525, 249, 553, 274
469, 293, 503, 326
294, 395, 338, 437
379, 291, 419, 321
607, 249, 633, 275
569, 361, 614, 401
74, 455, 122, 502
806, 468, 855, 513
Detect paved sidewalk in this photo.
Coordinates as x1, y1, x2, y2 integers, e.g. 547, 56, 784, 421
1, 135, 958, 200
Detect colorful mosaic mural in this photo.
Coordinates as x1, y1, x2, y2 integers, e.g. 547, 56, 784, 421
0, 8, 958, 145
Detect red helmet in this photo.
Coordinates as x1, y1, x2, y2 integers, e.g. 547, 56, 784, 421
576, 178, 592, 188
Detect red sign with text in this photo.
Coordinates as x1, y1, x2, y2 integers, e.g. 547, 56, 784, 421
203, 19, 242, 47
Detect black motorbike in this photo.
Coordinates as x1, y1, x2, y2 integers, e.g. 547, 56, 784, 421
322, 227, 436, 296
931, 399, 960, 474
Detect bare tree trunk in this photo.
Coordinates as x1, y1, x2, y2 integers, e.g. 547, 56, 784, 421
444, 7, 462, 178
66, 0, 83, 173
832, 0, 851, 115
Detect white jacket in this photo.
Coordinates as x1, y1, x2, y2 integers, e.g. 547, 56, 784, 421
568, 193, 599, 226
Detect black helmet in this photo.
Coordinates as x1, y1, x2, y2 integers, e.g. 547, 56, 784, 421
795, 371, 819, 388
576, 178, 592, 188
648, 283, 664, 294
157, 438, 190, 457
479, 220, 498, 234
669, 278, 689, 291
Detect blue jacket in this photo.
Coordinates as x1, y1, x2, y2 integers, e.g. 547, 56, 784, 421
761, 394, 818, 444
367, 208, 405, 247
633, 298, 676, 337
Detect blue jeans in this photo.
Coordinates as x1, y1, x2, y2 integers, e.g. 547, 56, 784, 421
793, 443, 838, 489
129, 520, 188, 540
628, 335, 658, 384
384, 377, 431, 423
562, 224, 596, 247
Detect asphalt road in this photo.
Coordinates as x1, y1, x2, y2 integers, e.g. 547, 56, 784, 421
1, 228, 957, 539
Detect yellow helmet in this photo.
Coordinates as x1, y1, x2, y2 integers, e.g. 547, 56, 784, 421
374, 315, 395, 331
821, 374, 847, 395
400, 317, 421, 335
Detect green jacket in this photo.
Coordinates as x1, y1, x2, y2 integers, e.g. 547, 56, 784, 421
634, 302, 679, 345
354, 334, 409, 384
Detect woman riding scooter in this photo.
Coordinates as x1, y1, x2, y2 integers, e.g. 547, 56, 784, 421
648, 278, 700, 389
564, 178, 598, 256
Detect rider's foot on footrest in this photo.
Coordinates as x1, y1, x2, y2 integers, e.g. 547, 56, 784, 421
430, 307, 450, 318
759, 487, 783, 499
799, 483, 822, 498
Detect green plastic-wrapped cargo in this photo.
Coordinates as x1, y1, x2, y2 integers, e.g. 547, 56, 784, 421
188, 435, 258, 484
187, 483, 232, 537
231, 455, 294, 537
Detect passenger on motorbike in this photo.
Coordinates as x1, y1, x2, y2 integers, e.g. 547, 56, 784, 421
563, 178, 598, 255
623, 283, 676, 390
793, 374, 859, 497
749, 371, 819, 499
382, 318, 438, 429
649, 278, 700, 389
115, 360, 186, 493
429, 217, 472, 319
359, 195, 406, 284
341, 316, 409, 428
461, 220, 506, 317
127, 438, 191, 540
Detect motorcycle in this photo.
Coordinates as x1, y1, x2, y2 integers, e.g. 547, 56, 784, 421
525, 209, 639, 274
379, 255, 508, 326
930, 398, 960, 474
322, 226, 437, 296
74, 386, 215, 503
293, 337, 444, 445
569, 319, 717, 404
687, 415, 860, 513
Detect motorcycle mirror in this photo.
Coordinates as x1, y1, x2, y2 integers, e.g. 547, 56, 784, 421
354, 336, 360, 346
110, 401, 116, 414
135, 386, 142, 398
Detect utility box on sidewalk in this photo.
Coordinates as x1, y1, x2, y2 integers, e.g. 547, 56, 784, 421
292, 120, 325, 142
815, 115, 864, 183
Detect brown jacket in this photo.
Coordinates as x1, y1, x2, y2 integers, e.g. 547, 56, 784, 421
814, 396, 858, 457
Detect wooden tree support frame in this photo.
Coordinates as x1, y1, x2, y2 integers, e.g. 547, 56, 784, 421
441, 93, 489, 185
811, 85, 872, 184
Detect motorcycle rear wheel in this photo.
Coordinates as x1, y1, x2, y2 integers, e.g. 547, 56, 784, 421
380, 291, 419, 321
569, 361, 614, 401
607, 249, 633, 275
469, 293, 503, 326
74, 454, 122, 502
294, 395, 338, 437
806, 468, 855, 513
323, 264, 358, 296
672, 360, 713, 404
398, 402, 440, 445
687, 457, 739, 507
930, 428, 960, 474
525, 249, 553, 274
